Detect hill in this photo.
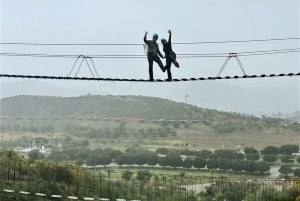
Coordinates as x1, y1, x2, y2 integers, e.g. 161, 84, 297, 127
1, 95, 299, 150
0, 95, 240, 120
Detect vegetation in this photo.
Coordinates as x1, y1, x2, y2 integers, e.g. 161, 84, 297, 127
1, 150, 300, 201
1, 95, 300, 200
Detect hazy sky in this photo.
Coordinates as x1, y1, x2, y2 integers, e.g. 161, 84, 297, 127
0, 0, 299, 114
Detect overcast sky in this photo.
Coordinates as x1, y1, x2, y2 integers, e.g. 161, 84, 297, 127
0, 0, 299, 115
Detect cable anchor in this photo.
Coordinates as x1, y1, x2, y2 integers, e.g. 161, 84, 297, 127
217, 53, 247, 77
67, 55, 100, 78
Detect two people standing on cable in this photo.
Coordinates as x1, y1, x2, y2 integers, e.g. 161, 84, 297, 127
144, 30, 179, 81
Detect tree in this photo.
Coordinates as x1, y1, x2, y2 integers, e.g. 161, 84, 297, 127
244, 147, 259, 155
207, 160, 218, 169
240, 161, 255, 173
135, 151, 147, 166
244, 147, 260, 161
102, 148, 122, 160
279, 165, 293, 176
297, 156, 300, 164
145, 151, 158, 166
86, 154, 100, 166
245, 153, 260, 161
182, 158, 193, 169
156, 148, 169, 155
262, 155, 277, 163
28, 149, 44, 163
213, 149, 245, 161
294, 168, 300, 177
158, 157, 168, 167
54, 165, 75, 185
196, 150, 212, 159
193, 157, 206, 169
231, 161, 245, 173
261, 146, 279, 155
279, 144, 299, 155
218, 159, 232, 170
255, 162, 270, 174
116, 153, 126, 165
47, 151, 70, 162
166, 151, 182, 168
281, 155, 294, 164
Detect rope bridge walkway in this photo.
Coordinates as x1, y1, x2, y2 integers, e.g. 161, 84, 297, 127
1, 72, 299, 82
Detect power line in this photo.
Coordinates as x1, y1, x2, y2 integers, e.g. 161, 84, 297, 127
0, 72, 299, 82
0, 48, 299, 59
175, 37, 300, 45
0, 37, 299, 46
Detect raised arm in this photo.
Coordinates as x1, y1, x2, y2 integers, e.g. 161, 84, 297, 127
144, 31, 149, 44
168, 30, 172, 43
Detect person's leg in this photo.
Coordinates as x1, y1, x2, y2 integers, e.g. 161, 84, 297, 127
172, 60, 180, 68
148, 56, 154, 80
166, 58, 172, 80
170, 51, 180, 68
153, 55, 165, 72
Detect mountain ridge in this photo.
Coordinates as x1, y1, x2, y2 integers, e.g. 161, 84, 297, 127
0, 95, 246, 121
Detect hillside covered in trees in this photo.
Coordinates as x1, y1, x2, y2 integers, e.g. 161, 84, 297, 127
1, 95, 299, 150
1, 95, 299, 124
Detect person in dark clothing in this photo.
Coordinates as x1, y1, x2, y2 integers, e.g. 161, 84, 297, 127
144, 31, 165, 81
161, 30, 180, 81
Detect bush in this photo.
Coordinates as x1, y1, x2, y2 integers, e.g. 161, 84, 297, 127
207, 160, 218, 169
166, 151, 182, 168
294, 168, 300, 177
156, 148, 169, 155
196, 150, 212, 159
281, 155, 294, 163
279, 144, 299, 155
244, 147, 259, 155
245, 153, 260, 161
262, 155, 277, 163
193, 157, 206, 169
182, 158, 193, 168
279, 165, 293, 175
297, 156, 300, 163
261, 146, 279, 155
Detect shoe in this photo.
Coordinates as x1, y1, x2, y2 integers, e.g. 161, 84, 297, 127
166, 78, 172, 81
174, 61, 180, 68
149, 78, 154, 81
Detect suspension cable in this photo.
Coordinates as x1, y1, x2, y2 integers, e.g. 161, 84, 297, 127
1, 37, 299, 46
0, 72, 299, 82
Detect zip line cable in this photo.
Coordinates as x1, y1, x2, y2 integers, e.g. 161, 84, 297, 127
0, 72, 299, 82
1, 48, 299, 59
1, 37, 299, 46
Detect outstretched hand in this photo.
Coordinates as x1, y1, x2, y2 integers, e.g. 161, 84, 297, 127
168, 30, 171, 35
145, 31, 148, 36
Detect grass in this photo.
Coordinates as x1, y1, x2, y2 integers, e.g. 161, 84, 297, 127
86, 167, 256, 184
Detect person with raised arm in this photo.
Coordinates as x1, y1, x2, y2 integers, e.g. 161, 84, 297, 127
144, 31, 165, 81
161, 30, 180, 81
